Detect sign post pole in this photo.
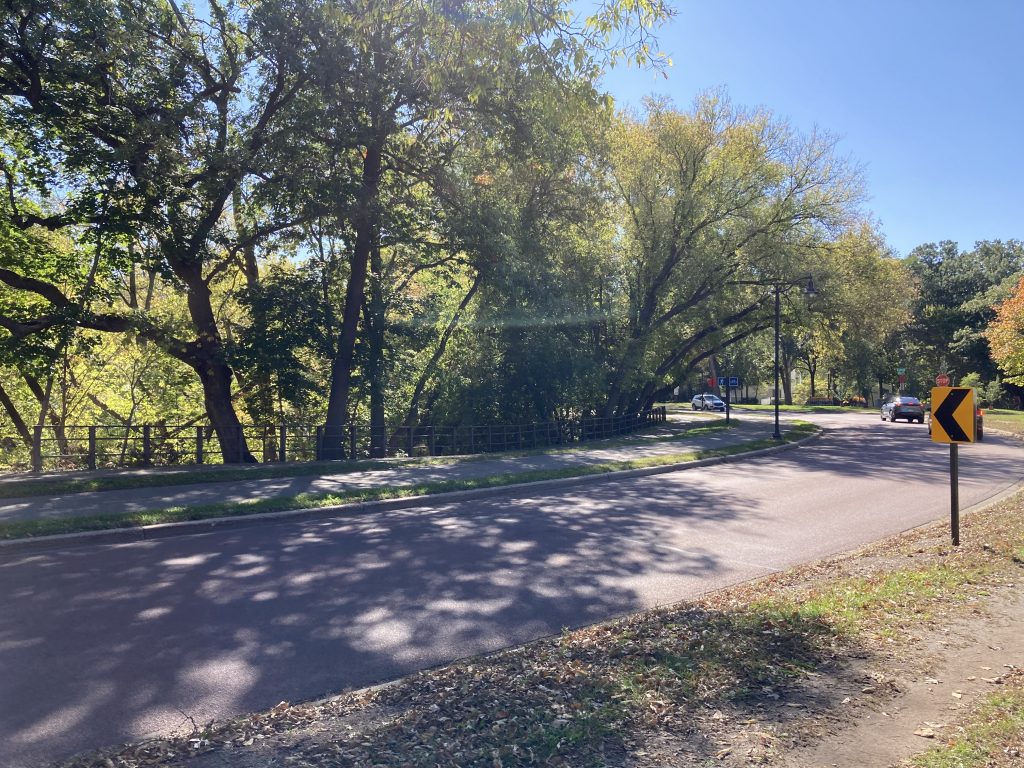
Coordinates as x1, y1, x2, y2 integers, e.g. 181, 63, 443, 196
725, 380, 730, 426
932, 382, 973, 547
950, 444, 959, 546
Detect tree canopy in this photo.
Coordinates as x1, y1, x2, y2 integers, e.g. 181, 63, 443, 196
3, 0, 1016, 470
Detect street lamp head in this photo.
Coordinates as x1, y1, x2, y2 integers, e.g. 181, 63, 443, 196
804, 276, 817, 298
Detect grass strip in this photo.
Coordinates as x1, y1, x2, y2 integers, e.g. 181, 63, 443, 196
0, 423, 813, 540
983, 408, 1024, 438
0, 423, 732, 500
912, 673, 1024, 767
711, 403, 870, 413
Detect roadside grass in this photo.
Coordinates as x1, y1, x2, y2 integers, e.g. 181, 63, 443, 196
0, 423, 812, 540
984, 408, 1024, 438
60, 486, 1024, 768
756, 564, 987, 642
659, 402, 869, 414
0, 421, 730, 501
727, 403, 870, 414
911, 672, 1024, 768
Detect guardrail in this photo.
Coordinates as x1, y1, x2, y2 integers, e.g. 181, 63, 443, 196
1, 408, 668, 473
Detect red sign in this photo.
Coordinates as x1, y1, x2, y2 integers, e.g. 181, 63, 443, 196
707, 377, 715, 388
898, 374, 906, 385
935, 373, 951, 387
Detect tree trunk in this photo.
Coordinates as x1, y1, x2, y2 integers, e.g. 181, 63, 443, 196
183, 273, 255, 463
395, 272, 481, 438
365, 243, 387, 458
0, 381, 32, 448
322, 132, 384, 459
23, 373, 70, 456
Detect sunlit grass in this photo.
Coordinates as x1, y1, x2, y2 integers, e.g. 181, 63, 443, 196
912, 679, 1024, 767
983, 408, 1024, 438
0, 422, 730, 500
758, 566, 985, 638
0, 424, 816, 540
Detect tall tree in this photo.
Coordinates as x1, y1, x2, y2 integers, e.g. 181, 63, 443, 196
600, 94, 862, 415
986, 275, 1024, 387
0, 0, 321, 461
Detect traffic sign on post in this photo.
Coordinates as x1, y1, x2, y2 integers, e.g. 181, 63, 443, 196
728, 376, 739, 387
935, 373, 950, 387
930, 387, 975, 444
931, 386, 974, 548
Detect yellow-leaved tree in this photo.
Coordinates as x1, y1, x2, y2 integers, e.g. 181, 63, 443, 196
986, 276, 1024, 385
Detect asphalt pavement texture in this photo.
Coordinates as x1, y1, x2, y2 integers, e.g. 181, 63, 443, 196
1, 411, 1022, 767
0, 414, 762, 525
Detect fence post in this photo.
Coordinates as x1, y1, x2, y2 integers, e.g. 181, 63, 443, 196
196, 426, 204, 464
406, 425, 413, 457
429, 425, 436, 456
349, 423, 357, 460
88, 426, 97, 470
142, 425, 152, 466
31, 425, 43, 472
279, 425, 287, 463
315, 426, 324, 460
238, 424, 245, 463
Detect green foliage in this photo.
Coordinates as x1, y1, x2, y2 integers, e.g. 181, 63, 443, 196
902, 240, 1024, 392
4, 0, 1008, 471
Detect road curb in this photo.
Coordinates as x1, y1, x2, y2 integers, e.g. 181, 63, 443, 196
0, 428, 823, 555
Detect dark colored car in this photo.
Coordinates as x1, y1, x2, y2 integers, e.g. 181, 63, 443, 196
691, 393, 726, 412
881, 396, 925, 423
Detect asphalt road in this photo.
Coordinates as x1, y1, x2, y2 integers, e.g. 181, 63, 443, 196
1, 412, 1021, 767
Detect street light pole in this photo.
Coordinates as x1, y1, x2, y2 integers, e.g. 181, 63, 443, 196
772, 276, 815, 441
773, 283, 782, 440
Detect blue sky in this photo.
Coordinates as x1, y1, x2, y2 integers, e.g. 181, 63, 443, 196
597, 1, 1024, 258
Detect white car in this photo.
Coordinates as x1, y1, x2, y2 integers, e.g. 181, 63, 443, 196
691, 393, 726, 412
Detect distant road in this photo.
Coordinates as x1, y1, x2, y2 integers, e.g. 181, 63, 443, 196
1, 412, 1021, 767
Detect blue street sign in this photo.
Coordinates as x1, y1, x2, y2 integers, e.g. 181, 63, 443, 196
729, 376, 739, 387
718, 377, 728, 387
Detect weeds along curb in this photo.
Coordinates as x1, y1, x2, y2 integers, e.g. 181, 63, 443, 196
0, 428, 823, 555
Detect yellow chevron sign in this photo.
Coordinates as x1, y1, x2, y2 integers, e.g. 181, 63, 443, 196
930, 387, 975, 443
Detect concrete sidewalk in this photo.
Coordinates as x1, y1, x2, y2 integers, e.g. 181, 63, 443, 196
0, 416, 784, 526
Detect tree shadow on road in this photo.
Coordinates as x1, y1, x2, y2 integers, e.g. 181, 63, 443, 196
1, 473, 767, 766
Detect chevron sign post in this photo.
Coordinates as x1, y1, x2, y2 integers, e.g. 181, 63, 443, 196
931, 386, 976, 546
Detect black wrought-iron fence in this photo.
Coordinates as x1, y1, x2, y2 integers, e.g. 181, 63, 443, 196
1, 408, 668, 472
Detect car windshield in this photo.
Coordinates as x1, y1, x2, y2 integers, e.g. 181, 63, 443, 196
898, 397, 920, 404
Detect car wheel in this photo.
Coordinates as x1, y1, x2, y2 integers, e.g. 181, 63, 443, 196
880, 413, 886, 421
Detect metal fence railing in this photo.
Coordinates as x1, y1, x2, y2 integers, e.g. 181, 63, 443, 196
1, 408, 668, 473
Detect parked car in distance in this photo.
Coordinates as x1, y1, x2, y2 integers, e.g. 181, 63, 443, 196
881, 395, 925, 423
691, 393, 726, 412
